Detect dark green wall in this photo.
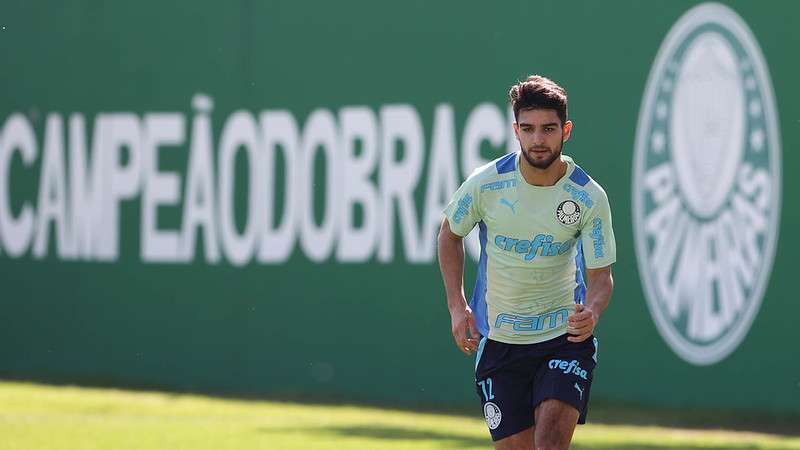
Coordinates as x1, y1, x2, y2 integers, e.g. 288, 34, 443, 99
0, 0, 797, 414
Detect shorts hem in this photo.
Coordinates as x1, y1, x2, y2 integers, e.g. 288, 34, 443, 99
490, 422, 534, 442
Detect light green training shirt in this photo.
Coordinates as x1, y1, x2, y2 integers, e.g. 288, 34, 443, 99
444, 152, 616, 344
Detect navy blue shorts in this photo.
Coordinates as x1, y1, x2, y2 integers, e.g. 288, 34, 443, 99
474, 334, 598, 441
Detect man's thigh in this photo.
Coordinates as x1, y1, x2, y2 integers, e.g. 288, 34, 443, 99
475, 339, 539, 443
532, 336, 597, 424
475, 359, 536, 442
534, 399, 579, 449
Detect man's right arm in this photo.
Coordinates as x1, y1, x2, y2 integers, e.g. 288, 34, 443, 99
438, 217, 479, 355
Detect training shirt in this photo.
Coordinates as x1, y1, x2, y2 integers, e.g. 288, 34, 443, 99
444, 152, 616, 344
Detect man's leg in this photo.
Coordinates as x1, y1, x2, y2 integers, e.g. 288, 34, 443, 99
532, 399, 579, 450
529, 335, 597, 449
492, 398, 579, 450
494, 425, 534, 450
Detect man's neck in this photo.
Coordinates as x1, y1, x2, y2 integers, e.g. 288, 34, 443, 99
519, 154, 568, 187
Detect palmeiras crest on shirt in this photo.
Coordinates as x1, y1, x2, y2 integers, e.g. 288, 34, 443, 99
556, 200, 581, 225
632, 3, 781, 365
483, 402, 502, 430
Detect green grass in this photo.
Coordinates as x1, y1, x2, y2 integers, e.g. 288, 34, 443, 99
1, 381, 798, 450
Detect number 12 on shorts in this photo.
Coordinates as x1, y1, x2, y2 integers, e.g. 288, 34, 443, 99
478, 378, 495, 401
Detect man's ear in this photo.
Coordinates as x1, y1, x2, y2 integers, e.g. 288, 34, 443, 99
562, 120, 574, 142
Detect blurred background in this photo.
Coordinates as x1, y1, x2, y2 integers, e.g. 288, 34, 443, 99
0, 0, 798, 448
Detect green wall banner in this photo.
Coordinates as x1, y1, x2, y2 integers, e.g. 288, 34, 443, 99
633, 3, 781, 365
1, 0, 798, 414
0, 99, 510, 265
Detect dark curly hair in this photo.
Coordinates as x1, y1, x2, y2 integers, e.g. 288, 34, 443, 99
509, 75, 568, 125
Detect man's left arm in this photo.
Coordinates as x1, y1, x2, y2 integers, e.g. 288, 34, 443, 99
568, 183, 616, 343
567, 265, 613, 343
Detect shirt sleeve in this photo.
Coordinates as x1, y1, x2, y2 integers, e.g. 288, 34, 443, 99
579, 187, 617, 269
443, 176, 482, 237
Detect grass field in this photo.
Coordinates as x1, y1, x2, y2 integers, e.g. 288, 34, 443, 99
1, 381, 798, 450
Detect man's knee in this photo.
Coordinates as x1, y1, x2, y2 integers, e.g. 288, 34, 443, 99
534, 432, 571, 450
494, 426, 534, 450
535, 439, 569, 450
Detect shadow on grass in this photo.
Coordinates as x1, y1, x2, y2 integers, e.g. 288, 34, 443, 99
263, 425, 777, 450
262, 425, 489, 449
571, 445, 766, 450
587, 401, 800, 438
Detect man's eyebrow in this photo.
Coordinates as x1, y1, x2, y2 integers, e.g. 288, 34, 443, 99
519, 122, 560, 128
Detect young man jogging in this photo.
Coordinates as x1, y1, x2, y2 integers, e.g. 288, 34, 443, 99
438, 75, 616, 450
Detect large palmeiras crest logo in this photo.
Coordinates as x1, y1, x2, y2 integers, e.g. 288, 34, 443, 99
632, 3, 782, 365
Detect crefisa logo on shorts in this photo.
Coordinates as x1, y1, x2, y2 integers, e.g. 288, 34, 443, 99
632, 3, 781, 365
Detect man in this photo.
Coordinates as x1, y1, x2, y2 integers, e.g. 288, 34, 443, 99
438, 75, 616, 450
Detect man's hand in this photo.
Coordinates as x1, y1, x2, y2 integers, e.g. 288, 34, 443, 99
567, 303, 597, 343
450, 304, 480, 354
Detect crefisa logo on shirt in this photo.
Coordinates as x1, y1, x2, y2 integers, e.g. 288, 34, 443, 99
632, 3, 781, 365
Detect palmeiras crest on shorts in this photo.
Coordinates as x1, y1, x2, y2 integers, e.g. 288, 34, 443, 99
556, 200, 581, 225
632, 3, 781, 365
483, 402, 502, 430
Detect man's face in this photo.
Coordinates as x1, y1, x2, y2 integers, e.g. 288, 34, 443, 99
513, 109, 573, 170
